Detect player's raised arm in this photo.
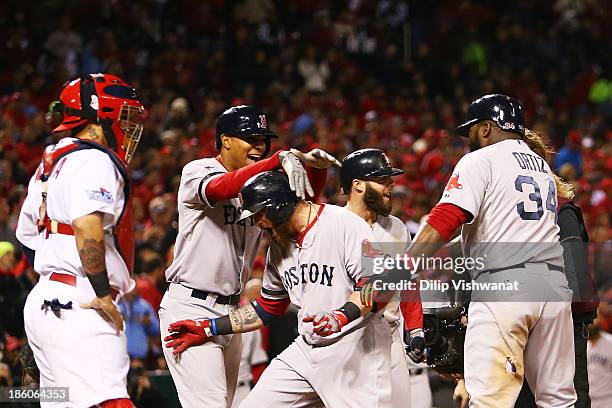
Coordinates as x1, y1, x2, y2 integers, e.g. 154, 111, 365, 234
183, 107, 340, 206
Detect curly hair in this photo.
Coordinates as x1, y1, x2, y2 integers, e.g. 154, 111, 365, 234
523, 128, 575, 200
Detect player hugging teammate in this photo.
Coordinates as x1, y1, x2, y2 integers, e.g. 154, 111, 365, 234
159, 105, 341, 408
164, 144, 426, 406
164, 94, 578, 408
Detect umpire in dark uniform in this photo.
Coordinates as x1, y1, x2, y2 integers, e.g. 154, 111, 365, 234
516, 197, 599, 408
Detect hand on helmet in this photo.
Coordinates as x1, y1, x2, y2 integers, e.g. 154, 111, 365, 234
289, 148, 342, 169
280, 152, 314, 199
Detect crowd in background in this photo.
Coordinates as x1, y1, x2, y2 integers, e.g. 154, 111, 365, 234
0, 0, 611, 405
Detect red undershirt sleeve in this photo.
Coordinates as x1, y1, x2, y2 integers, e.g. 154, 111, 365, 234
425, 202, 471, 241
205, 150, 284, 202
400, 288, 424, 331
254, 294, 290, 316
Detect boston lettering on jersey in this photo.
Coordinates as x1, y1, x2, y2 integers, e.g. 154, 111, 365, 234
281, 263, 335, 289
223, 204, 255, 226
512, 152, 547, 174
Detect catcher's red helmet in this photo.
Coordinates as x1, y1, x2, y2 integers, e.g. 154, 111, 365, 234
54, 73, 145, 163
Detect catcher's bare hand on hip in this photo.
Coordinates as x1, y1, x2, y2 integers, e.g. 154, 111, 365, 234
290, 148, 342, 169
81, 295, 124, 333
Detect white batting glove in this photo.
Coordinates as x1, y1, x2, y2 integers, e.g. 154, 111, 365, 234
289, 148, 342, 169
279, 152, 314, 199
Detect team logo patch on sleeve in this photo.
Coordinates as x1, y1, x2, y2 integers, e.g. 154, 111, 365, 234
445, 174, 463, 192
87, 187, 114, 204
362, 239, 384, 257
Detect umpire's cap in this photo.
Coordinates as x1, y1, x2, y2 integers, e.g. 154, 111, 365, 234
238, 171, 298, 225
455, 94, 525, 138
339, 148, 404, 194
215, 105, 279, 158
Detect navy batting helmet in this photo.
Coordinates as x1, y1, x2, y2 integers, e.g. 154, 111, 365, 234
339, 148, 404, 194
455, 94, 525, 138
215, 105, 279, 158
238, 171, 299, 225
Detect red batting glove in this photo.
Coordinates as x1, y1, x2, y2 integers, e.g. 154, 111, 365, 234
302, 310, 349, 337
164, 319, 213, 356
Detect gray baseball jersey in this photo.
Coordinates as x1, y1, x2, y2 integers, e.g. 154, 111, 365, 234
371, 214, 411, 324
439, 139, 563, 270
261, 204, 382, 346
372, 214, 414, 408
165, 157, 262, 295
439, 139, 575, 407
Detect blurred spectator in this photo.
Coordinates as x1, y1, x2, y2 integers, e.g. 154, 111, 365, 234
127, 358, 167, 408
297, 46, 330, 93
119, 289, 161, 362
136, 254, 165, 312
164, 97, 192, 133
0, 241, 25, 338
144, 195, 178, 254
7, 185, 26, 231
0, 241, 16, 274
0, 197, 18, 246
43, 16, 82, 77
555, 130, 583, 176
0, 362, 11, 387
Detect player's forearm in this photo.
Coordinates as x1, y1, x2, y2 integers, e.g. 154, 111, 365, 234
73, 212, 112, 297
348, 290, 373, 315
215, 303, 264, 334
408, 222, 448, 261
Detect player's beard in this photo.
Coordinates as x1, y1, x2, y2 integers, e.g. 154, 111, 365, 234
364, 183, 392, 217
270, 222, 293, 255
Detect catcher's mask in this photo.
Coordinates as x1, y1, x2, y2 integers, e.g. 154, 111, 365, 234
53, 73, 146, 164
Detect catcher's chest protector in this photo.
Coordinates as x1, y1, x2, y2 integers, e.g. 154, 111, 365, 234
36, 139, 135, 274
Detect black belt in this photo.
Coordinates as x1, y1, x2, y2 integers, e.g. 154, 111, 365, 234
190, 288, 240, 305
485, 262, 563, 274
472, 262, 563, 282
409, 368, 424, 376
